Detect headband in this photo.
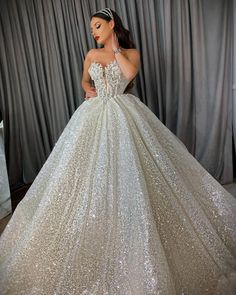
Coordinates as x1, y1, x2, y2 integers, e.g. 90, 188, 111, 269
95, 8, 113, 19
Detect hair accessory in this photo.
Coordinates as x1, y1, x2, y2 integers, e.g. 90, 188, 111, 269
96, 8, 113, 19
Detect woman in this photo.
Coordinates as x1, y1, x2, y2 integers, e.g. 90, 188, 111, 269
0, 8, 236, 295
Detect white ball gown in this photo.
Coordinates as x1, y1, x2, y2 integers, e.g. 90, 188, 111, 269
0, 59, 236, 295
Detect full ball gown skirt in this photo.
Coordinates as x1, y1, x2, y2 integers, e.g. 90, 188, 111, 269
0, 60, 236, 295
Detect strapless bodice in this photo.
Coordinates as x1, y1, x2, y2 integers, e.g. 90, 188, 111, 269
88, 60, 131, 100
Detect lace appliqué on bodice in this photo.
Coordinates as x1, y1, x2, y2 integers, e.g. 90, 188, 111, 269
88, 60, 131, 102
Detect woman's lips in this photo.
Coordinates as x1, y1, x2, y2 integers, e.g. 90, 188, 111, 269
95, 36, 100, 40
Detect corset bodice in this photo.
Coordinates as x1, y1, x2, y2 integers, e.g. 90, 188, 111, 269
88, 60, 131, 100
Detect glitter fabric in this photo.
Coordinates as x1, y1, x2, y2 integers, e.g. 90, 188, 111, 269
0, 60, 236, 295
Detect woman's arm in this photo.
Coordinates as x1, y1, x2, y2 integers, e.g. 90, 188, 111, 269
81, 49, 97, 99
115, 48, 140, 81
112, 33, 140, 80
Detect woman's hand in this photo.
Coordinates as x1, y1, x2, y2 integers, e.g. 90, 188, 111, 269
85, 86, 97, 100
112, 32, 120, 51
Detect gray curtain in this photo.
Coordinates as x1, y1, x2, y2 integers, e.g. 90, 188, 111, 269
0, 0, 233, 190
162, 0, 233, 183
233, 0, 236, 164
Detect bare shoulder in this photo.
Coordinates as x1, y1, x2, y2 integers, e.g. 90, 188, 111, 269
124, 48, 140, 57
82, 49, 99, 83
82, 48, 99, 73
124, 48, 140, 66
85, 48, 98, 61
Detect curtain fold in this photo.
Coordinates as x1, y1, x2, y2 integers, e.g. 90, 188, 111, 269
233, 0, 236, 174
0, 0, 233, 190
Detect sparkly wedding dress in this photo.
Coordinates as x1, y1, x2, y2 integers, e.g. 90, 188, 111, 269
0, 59, 236, 295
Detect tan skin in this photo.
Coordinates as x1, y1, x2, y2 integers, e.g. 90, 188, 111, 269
81, 17, 140, 100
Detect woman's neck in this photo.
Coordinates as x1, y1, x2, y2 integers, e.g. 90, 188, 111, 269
103, 38, 113, 52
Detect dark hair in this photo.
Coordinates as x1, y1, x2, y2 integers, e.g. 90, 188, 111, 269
91, 9, 136, 92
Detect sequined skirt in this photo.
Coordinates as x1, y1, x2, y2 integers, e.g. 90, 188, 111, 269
0, 94, 236, 294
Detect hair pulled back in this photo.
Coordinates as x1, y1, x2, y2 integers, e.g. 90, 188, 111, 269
91, 9, 136, 92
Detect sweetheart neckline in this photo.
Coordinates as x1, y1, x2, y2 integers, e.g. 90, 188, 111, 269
89, 59, 117, 70
88, 59, 131, 82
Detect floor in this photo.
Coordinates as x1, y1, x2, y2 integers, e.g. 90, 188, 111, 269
0, 182, 236, 236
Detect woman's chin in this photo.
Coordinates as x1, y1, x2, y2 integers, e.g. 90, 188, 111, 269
96, 40, 104, 46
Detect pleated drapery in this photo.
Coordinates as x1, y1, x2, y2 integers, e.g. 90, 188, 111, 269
0, 0, 233, 191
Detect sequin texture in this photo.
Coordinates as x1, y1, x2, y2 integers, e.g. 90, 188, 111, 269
0, 60, 236, 294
